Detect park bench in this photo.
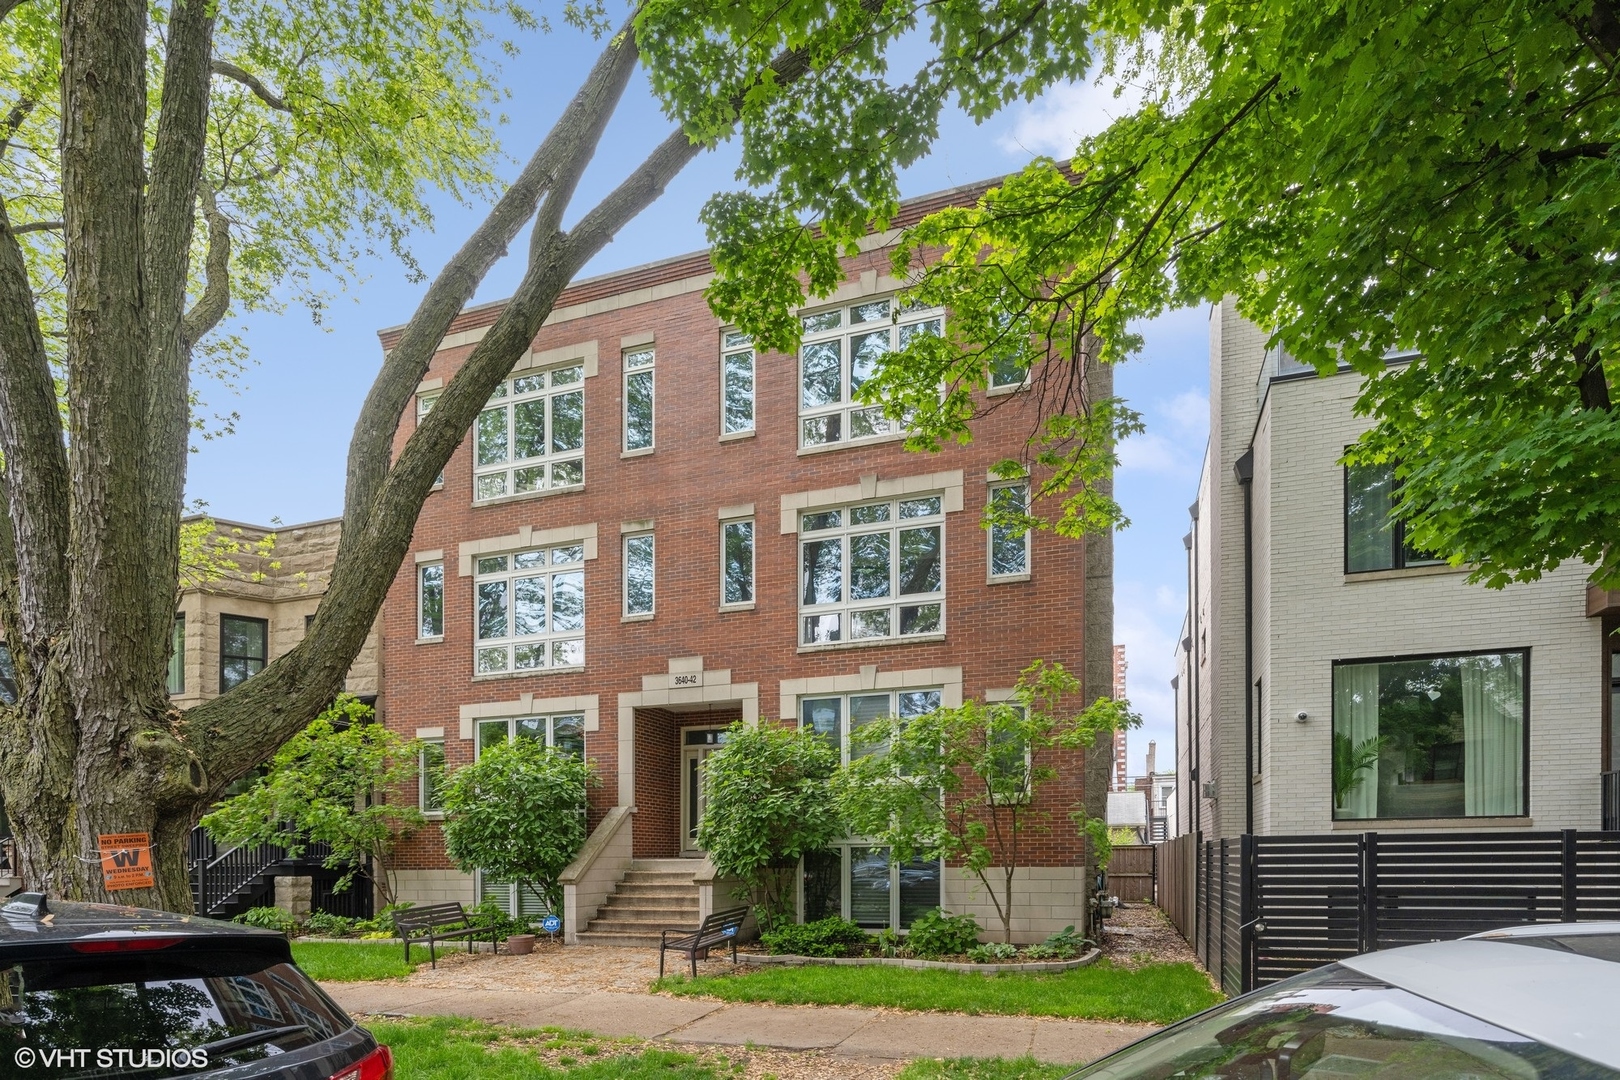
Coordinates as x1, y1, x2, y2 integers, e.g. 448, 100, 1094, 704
396, 902, 500, 969
658, 905, 749, 978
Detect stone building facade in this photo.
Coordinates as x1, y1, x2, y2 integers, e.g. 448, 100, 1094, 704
1178, 298, 1618, 839
378, 183, 1116, 943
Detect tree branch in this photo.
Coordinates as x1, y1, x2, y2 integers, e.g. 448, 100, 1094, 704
11, 220, 61, 235
0, 98, 35, 158
181, 183, 231, 346
210, 59, 289, 112
0, 0, 27, 26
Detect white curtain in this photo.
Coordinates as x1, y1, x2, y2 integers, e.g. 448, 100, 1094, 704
1461, 654, 1524, 816
1334, 664, 1380, 819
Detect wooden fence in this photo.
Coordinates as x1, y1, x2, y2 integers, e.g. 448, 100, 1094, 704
1107, 845, 1156, 902
1155, 829, 1620, 997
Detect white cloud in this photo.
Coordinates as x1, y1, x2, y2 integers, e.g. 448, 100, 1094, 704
997, 78, 1146, 159
1162, 389, 1209, 439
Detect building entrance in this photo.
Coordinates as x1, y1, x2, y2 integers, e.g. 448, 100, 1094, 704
680, 727, 729, 855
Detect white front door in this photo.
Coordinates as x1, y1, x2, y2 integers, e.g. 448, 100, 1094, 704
680, 727, 728, 855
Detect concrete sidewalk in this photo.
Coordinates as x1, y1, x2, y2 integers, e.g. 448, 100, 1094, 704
323, 982, 1156, 1066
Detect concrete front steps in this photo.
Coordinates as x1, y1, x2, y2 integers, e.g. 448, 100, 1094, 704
576, 858, 700, 947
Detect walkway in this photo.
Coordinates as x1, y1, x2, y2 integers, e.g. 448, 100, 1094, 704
323, 979, 1157, 1066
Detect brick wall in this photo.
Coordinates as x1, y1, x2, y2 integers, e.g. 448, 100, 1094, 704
379, 234, 1108, 882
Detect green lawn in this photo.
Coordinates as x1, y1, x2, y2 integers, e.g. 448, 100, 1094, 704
365, 1016, 1070, 1079
291, 941, 425, 982
657, 960, 1221, 1026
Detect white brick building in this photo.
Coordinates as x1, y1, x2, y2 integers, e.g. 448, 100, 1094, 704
1176, 299, 1620, 839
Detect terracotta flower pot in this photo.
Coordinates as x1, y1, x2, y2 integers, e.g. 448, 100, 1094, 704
504, 933, 537, 955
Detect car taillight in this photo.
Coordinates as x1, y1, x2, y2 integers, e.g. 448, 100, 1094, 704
329, 1044, 392, 1080
69, 937, 185, 953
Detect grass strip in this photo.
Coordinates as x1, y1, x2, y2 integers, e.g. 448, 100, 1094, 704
364, 1016, 717, 1079
291, 941, 425, 982
897, 1058, 1074, 1080
658, 959, 1220, 1026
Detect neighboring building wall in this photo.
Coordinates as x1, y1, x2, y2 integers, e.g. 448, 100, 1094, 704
169, 517, 381, 707
378, 189, 1110, 928
1184, 298, 1605, 838
1112, 644, 1128, 791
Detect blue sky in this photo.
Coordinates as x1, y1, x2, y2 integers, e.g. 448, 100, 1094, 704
185, 24, 1209, 780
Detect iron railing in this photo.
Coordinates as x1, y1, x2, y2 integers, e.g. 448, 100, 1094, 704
1604, 770, 1619, 833
188, 823, 342, 916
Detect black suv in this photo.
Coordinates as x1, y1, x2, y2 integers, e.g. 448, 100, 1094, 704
1, 892, 392, 1079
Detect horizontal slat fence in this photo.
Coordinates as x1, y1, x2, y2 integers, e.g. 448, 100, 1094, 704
1177, 828, 1620, 994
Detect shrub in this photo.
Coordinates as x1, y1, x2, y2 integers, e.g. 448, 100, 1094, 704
464, 900, 533, 940
966, 941, 1018, 963
904, 908, 981, 958
759, 916, 869, 958
305, 911, 356, 938
354, 901, 414, 937
235, 906, 299, 935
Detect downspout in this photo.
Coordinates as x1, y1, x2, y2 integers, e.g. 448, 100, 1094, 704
1183, 525, 1198, 837
1233, 449, 1256, 836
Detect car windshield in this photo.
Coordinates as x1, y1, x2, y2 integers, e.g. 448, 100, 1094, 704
0, 943, 353, 1079
1065, 963, 1615, 1080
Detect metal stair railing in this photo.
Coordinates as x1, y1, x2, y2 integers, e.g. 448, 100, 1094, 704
193, 837, 288, 916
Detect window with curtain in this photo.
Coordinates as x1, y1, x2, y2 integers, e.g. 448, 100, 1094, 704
1332, 650, 1527, 820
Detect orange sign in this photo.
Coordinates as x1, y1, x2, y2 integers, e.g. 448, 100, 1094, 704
98, 832, 155, 892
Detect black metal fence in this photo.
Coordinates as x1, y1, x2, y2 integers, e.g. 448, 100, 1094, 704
1161, 829, 1620, 996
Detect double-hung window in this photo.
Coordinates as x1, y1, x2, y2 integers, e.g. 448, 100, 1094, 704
473, 364, 584, 501
1344, 460, 1442, 572
418, 562, 444, 639
623, 533, 655, 617
798, 297, 943, 449
987, 482, 1031, 578
473, 544, 585, 674
623, 348, 654, 452
419, 740, 445, 813
167, 614, 185, 694
799, 496, 944, 645
721, 519, 754, 606
721, 332, 755, 435
418, 392, 443, 487
219, 615, 267, 692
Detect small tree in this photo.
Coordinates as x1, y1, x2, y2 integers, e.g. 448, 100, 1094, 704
201, 694, 422, 907
697, 721, 844, 933
439, 738, 595, 917
835, 661, 1139, 943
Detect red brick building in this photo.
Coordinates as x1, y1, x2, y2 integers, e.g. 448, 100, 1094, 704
378, 182, 1114, 943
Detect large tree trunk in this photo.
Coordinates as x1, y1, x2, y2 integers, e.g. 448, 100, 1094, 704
0, 0, 818, 912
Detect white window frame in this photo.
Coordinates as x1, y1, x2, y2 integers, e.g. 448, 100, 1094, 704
798, 688, 942, 766
720, 517, 755, 609
720, 331, 755, 437
418, 739, 445, 815
417, 392, 444, 488
472, 544, 586, 675
987, 480, 1032, 581
418, 561, 444, 640
623, 347, 655, 454
796, 844, 945, 932
472, 362, 586, 503
798, 494, 946, 646
623, 531, 655, 619
473, 713, 586, 759
797, 296, 944, 450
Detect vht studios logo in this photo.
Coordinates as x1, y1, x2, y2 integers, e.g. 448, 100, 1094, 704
14, 1048, 209, 1070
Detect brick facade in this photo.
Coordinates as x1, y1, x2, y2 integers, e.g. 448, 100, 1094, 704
378, 202, 1110, 932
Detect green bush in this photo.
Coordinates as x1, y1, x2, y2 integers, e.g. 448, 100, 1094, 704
305, 910, 356, 938
966, 941, 1018, 963
463, 900, 533, 940
354, 901, 414, 937
759, 916, 869, 957
1022, 924, 1088, 960
904, 909, 981, 958
234, 906, 299, 935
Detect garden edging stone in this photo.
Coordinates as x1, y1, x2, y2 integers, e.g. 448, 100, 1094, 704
737, 946, 1100, 975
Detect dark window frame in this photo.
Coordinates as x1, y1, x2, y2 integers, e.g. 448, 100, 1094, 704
1342, 459, 1444, 574
219, 614, 269, 693
167, 613, 185, 695
1329, 646, 1531, 821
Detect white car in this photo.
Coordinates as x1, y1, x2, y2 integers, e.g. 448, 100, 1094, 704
1067, 922, 1620, 1078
